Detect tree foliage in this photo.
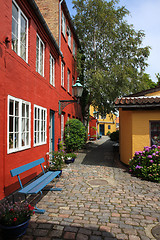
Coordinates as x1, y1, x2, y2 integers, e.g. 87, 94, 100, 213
72, 0, 151, 116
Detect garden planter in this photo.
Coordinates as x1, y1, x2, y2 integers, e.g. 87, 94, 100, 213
65, 158, 75, 164
0, 219, 30, 239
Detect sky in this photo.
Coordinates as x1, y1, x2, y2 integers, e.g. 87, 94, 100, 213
66, 0, 160, 83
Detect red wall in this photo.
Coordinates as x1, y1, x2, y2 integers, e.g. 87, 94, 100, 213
89, 116, 97, 140
0, 0, 81, 199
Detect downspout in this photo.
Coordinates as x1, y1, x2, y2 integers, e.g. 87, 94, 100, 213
59, 0, 64, 53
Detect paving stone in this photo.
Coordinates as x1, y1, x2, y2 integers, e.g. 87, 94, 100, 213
19, 137, 160, 240
76, 233, 89, 240
63, 232, 76, 239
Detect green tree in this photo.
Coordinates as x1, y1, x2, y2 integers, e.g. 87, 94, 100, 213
72, 0, 150, 117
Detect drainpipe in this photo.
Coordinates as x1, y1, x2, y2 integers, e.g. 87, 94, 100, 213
59, 0, 64, 52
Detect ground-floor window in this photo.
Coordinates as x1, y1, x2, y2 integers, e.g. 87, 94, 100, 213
8, 95, 31, 153
150, 121, 160, 146
34, 105, 47, 146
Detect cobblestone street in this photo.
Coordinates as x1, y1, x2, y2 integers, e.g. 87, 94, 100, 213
20, 137, 160, 240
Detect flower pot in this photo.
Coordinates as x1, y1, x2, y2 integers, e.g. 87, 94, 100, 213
65, 158, 75, 164
0, 219, 30, 239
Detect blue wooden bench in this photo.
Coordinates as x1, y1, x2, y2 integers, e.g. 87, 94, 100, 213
10, 158, 62, 214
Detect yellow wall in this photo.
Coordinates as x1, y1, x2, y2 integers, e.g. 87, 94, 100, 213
146, 91, 160, 96
89, 105, 117, 135
120, 108, 160, 165
119, 109, 132, 164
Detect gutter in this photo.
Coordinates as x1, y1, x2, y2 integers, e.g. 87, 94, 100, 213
28, 0, 62, 57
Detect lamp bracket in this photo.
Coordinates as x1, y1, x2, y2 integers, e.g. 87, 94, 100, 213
59, 100, 77, 115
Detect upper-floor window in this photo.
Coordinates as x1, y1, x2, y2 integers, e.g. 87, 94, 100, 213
61, 61, 65, 87
8, 95, 31, 153
50, 54, 55, 87
62, 11, 66, 36
67, 26, 71, 48
67, 69, 70, 92
73, 39, 75, 56
12, 0, 28, 62
34, 105, 47, 146
36, 34, 44, 76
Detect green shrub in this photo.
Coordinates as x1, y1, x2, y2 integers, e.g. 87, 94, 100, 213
64, 119, 86, 152
110, 130, 119, 142
129, 145, 160, 183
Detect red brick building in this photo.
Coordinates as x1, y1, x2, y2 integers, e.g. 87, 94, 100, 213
0, 0, 81, 200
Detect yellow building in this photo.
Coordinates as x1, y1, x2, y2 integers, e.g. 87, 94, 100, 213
115, 86, 160, 165
90, 105, 117, 136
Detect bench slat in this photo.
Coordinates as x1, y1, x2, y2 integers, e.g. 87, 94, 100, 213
10, 158, 45, 177
19, 171, 61, 194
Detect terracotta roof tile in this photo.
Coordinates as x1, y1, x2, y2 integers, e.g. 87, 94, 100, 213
115, 96, 160, 107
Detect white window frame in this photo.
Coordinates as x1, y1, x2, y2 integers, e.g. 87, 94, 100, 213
62, 11, 66, 36
12, 0, 28, 62
67, 26, 71, 48
61, 114, 64, 141
8, 95, 31, 154
61, 61, 65, 87
50, 54, 55, 86
67, 69, 70, 92
36, 34, 45, 77
34, 105, 47, 147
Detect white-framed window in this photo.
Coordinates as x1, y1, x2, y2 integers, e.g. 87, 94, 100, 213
67, 69, 70, 92
62, 11, 66, 36
73, 39, 75, 56
61, 61, 65, 87
34, 105, 47, 146
12, 0, 28, 62
61, 114, 64, 140
36, 34, 45, 76
8, 95, 31, 153
67, 26, 71, 48
50, 54, 55, 86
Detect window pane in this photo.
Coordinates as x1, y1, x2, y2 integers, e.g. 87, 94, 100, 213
15, 101, 19, 116
9, 134, 13, 149
15, 133, 19, 148
21, 133, 25, 146
22, 103, 25, 117
9, 116, 14, 132
12, 2, 18, 20
26, 133, 29, 145
22, 118, 25, 132
26, 105, 29, 117
9, 100, 14, 115
15, 117, 19, 132
26, 119, 29, 131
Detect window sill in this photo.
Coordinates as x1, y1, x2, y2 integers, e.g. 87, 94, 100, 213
7, 145, 31, 154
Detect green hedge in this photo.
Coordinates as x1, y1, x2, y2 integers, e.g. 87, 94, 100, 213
64, 119, 87, 152
110, 130, 119, 142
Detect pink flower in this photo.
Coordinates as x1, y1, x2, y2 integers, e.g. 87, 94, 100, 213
150, 160, 154, 163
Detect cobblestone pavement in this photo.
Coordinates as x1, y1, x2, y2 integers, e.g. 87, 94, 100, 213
20, 137, 159, 240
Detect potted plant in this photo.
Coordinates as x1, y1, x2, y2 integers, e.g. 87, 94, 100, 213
49, 151, 65, 175
65, 152, 77, 164
0, 200, 34, 238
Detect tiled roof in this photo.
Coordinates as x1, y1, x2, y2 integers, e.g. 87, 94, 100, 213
115, 96, 160, 108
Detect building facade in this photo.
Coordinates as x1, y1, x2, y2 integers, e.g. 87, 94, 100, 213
0, 0, 81, 200
115, 86, 160, 165
89, 105, 117, 137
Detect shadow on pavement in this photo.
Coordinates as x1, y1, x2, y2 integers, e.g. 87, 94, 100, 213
81, 138, 128, 170
14, 221, 118, 240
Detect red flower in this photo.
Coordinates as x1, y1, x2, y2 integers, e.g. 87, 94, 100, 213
13, 218, 17, 222
28, 204, 34, 211
9, 208, 14, 213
